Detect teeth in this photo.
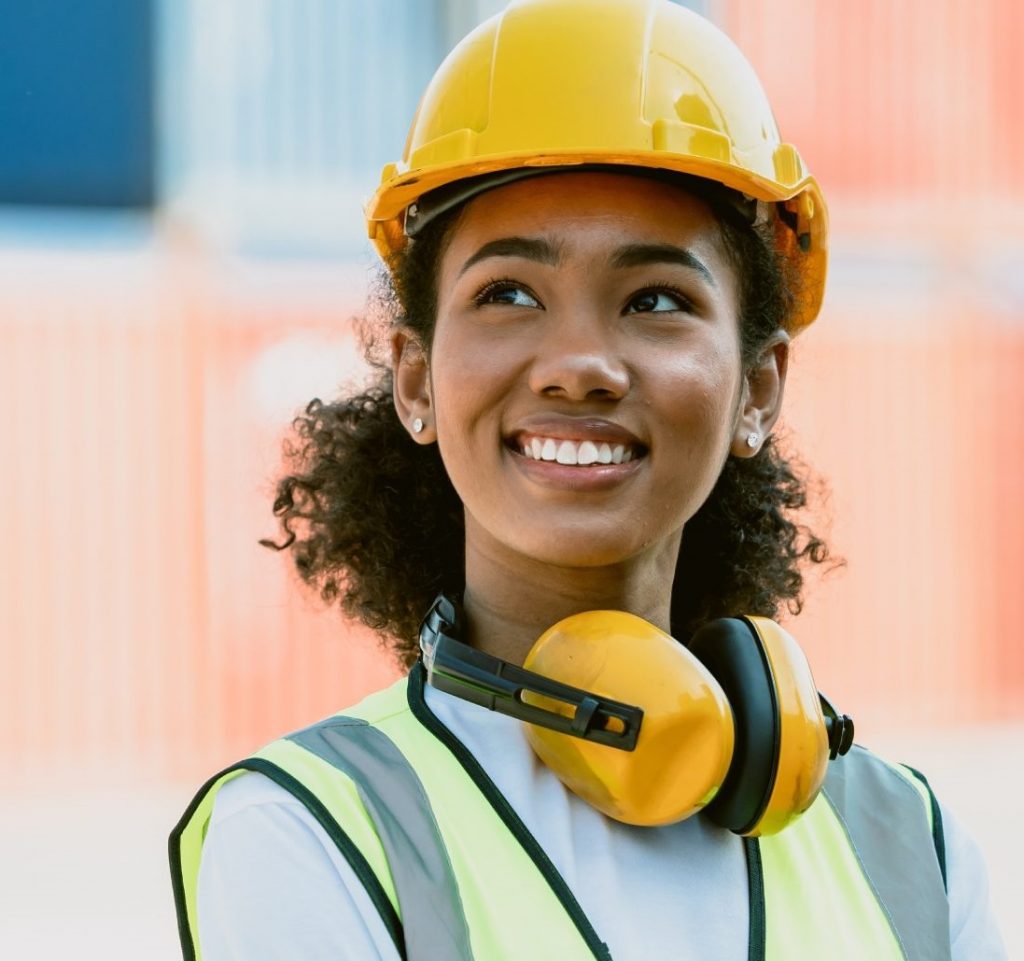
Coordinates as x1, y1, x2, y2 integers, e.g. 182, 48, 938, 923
556, 440, 578, 465
520, 436, 638, 465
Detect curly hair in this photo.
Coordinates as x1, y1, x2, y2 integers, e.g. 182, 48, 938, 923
262, 185, 833, 666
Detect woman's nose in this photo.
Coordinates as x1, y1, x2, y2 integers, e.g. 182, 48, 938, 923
527, 314, 630, 401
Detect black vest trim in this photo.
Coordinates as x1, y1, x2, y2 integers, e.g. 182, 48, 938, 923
744, 837, 766, 961
168, 758, 406, 961
901, 764, 947, 891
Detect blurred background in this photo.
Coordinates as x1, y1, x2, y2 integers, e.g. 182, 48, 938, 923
1, 0, 1020, 957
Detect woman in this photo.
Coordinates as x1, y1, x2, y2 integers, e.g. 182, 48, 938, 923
171, 2, 1005, 959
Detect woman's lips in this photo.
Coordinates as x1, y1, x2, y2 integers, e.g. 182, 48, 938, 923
505, 440, 644, 491
503, 417, 647, 489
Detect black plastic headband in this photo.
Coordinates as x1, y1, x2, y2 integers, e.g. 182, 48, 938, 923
403, 164, 761, 240
419, 594, 644, 751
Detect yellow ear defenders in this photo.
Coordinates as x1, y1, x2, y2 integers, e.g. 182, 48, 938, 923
420, 595, 853, 835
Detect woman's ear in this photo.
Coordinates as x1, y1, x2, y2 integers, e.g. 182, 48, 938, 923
730, 331, 790, 457
391, 328, 437, 443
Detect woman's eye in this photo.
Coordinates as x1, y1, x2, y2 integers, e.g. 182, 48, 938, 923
626, 289, 691, 313
476, 282, 541, 308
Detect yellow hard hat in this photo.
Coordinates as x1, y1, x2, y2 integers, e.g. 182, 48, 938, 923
365, 0, 828, 332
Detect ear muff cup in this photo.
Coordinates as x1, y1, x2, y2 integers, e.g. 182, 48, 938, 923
687, 618, 780, 834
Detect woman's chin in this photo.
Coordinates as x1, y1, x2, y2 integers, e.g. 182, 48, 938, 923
496, 527, 665, 571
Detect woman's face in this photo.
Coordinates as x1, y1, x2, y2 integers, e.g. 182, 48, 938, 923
400, 172, 760, 572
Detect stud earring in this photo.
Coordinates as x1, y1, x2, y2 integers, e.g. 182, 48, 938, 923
412, 418, 424, 434
745, 432, 760, 449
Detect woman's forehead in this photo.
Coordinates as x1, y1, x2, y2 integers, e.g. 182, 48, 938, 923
442, 171, 732, 276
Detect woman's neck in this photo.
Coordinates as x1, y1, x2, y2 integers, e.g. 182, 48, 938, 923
461, 526, 681, 666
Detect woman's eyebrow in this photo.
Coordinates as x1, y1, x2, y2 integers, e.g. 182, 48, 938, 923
458, 236, 562, 277
456, 237, 715, 287
610, 243, 716, 287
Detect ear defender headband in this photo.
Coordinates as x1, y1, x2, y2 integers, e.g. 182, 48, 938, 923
420, 595, 853, 835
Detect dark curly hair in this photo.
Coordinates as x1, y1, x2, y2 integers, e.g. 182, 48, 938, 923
262, 181, 833, 666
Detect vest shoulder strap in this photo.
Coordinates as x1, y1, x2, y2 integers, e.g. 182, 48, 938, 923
822, 747, 951, 961
277, 670, 609, 961
286, 716, 474, 961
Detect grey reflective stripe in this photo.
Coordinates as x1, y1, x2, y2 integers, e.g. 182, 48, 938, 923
823, 747, 951, 961
287, 718, 474, 961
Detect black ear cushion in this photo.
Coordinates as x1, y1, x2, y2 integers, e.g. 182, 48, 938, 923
687, 618, 781, 834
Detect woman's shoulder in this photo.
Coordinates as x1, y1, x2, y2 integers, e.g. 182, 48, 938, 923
197, 769, 402, 961
189, 673, 418, 851
843, 747, 1007, 960
208, 766, 308, 822
935, 793, 1007, 959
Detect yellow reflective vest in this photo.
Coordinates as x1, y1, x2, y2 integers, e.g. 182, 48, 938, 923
171, 665, 950, 961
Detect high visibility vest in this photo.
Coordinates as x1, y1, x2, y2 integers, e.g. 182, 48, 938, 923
170, 665, 951, 961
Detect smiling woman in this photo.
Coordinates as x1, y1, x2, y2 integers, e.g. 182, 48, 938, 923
400, 172, 787, 633
258, 171, 819, 665
169, 2, 1006, 960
